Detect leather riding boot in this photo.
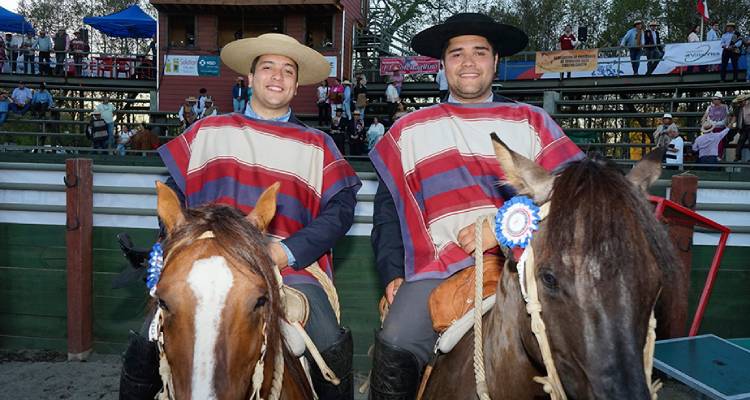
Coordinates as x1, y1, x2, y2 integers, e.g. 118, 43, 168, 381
119, 331, 162, 400
370, 331, 421, 400
309, 327, 354, 400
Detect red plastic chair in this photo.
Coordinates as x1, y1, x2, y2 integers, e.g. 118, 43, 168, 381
97, 57, 114, 78
115, 59, 132, 79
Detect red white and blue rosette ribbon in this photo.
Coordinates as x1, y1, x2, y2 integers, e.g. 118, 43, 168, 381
494, 195, 541, 249
146, 242, 163, 297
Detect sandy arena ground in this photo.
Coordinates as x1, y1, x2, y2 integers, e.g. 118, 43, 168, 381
0, 350, 706, 400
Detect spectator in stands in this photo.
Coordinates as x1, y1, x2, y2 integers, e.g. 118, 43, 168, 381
178, 96, 198, 131
664, 127, 684, 168
354, 77, 368, 120
731, 93, 750, 161
316, 79, 330, 126
393, 101, 408, 120
644, 21, 663, 75
200, 97, 218, 118
19, 32, 34, 74
0, 35, 6, 73
385, 77, 400, 122
232, 77, 248, 113
559, 24, 578, 79
196, 88, 208, 116
0, 91, 9, 125
693, 120, 730, 164
69, 31, 87, 77
367, 116, 385, 150
720, 22, 742, 82
342, 79, 353, 119
744, 35, 750, 82
329, 77, 344, 116
31, 83, 54, 117
9, 33, 22, 74
33, 31, 53, 76
9, 81, 32, 114
621, 20, 645, 75
391, 65, 404, 95
707, 22, 721, 41
653, 113, 679, 147
96, 96, 117, 148
116, 124, 137, 156
688, 25, 700, 42
347, 109, 365, 155
53, 29, 69, 76
703, 92, 730, 128
85, 110, 109, 150
436, 63, 448, 102
330, 107, 347, 153
4, 33, 13, 73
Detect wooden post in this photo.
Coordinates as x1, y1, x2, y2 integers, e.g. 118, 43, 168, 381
659, 172, 698, 338
65, 158, 94, 361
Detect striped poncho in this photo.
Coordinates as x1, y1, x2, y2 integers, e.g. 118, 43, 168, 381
370, 102, 583, 282
158, 113, 361, 286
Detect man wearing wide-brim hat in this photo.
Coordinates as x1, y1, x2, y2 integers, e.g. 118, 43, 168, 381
368, 13, 584, 399
621, 20, 645, 75
731, 93, 750, 161
644, 20, 664, 75
694, 120, 731, 164
720, 22, 743, 82
120, 33, 360, 400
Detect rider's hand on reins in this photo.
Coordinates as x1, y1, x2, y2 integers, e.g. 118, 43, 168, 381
267, 242, 289, 269
457, 220, 498, 254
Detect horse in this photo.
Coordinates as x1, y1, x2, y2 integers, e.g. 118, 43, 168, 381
421, 137, 679, 399
151, 181, 313, 400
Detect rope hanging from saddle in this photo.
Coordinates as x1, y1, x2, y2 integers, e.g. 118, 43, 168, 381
472, 201, 661, 400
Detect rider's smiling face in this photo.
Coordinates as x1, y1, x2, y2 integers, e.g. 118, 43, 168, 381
442, 35, 498, 104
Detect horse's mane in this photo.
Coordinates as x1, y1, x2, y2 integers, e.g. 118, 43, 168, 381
162, 204, 284, 359
540, 156, 678, 278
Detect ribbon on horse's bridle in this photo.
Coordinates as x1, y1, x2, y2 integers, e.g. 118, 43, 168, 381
150, 230, 285, 400
471, 203, 662, 400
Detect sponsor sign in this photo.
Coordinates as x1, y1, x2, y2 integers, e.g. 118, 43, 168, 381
164, 55, 221, 76
380, 56, 440, 75
325, 56, 338, 77
535, 49, 599, 73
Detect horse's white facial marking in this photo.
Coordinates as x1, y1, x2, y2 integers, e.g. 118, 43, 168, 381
187, 256, 234, 400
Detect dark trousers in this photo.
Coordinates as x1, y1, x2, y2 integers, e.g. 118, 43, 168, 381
23, 52, 33, 74
645, 48, 663, 75
332, 133, 345, 154
736, 125, 750, 161
317, 101, 330, 126
387, 101, 398, 122
31, 102, 49, 117
38, 51, 51, 75
629, 48, 642, 75
9, 102, 30, 114
721, 49, 740, 82
55, 51, 66, 75
73, 54, 84, 76
9, 50, 18, 73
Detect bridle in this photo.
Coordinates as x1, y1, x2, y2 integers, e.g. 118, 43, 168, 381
147, 230, 285, 400
471, 197, 662, 400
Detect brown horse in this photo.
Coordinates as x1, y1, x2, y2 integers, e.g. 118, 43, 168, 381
153, 181, 313, 400
421, 139, 679, 399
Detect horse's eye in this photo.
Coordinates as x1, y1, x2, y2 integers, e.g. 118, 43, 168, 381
158, 298, 169, 311
540, 271, 558, 290
254, 296, 268, 310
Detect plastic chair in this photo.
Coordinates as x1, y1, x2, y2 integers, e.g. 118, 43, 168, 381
97, 57, 114, 78
115, 59, 132, 79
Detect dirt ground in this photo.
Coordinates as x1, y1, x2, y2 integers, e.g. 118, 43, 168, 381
0, 350, 706, 400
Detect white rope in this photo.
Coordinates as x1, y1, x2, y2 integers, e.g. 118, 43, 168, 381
473, 215, 493, 400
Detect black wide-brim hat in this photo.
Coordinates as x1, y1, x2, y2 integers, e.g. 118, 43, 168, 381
411, 13, 528, 59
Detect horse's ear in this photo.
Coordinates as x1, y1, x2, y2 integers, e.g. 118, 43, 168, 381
626, 147, 664, 192
247, 182, 280, 231
156, 181, 184, 233
491, 133, 554, 204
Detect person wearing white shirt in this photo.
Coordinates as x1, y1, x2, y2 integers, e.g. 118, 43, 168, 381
9, 81, 33, 114
95, 96, 117, 148
33, 31, 53, 75
688, 25, 700, 43
720, 23, 742, 82
707, 23, 721, 41
664, 129, 684, 168
367, 116, 385, 150
385, 80, 400, 121
435, 65, 448, 102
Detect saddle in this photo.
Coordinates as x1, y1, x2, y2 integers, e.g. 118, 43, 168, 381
428, 254, 503, 333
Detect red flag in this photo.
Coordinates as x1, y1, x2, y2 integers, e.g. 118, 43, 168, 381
696, 0, 709, 21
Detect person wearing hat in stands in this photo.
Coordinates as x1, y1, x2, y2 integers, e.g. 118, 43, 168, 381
342, 78, 353, 119
199, 96, 218, 118
231, 76, 249, 112
703, 92, 730, 130
731, 93, 750, 161
347, 109, 365, 155
644, 21, 663, 75
653, 113, 679, 148
384, 76, 400, 121
119, 33, 360, 400
694, 120, 730, 164
368, 13, 583, 399
85, 110, 109, 151
177, 96, 198, 131
621, 20, 645, 75
0, 91, 10, 126
720, 22, 743, 82
330, 107, 348, 153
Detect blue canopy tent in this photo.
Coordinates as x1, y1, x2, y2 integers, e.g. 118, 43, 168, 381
83, 5, 155, 38
0, 6, 35, 34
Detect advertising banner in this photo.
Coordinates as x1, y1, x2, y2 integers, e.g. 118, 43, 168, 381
380, 56, 440, 75
535, 49, 599, 73
164, 55, 221, 76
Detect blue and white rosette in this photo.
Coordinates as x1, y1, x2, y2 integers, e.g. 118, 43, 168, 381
146, 242, 164, 298
494, 195, 541, 249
